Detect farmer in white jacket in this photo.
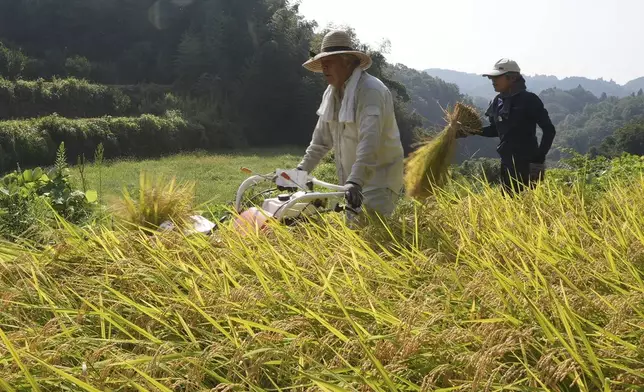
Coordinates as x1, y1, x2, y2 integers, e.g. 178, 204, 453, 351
297, 30, 404, 218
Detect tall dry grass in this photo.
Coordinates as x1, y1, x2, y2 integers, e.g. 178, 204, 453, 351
0, 175, 642, 391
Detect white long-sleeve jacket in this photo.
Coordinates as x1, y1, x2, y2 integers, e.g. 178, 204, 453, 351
298, 72, 404, 194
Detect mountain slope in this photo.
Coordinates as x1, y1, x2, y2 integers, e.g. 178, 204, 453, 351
425, 68, 638, 100
388, 64, 466, 126
423, 68, 492, 100
625, 77, 644, 93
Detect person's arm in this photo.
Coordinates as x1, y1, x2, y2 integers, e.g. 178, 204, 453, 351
346, 91, 383, 188
530, 94, 556, 163
480, 120, 498, 137
479, 100, 498, 137
297, 117, 332, 172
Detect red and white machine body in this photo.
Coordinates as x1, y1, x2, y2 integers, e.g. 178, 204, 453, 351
232, 169, 350, 233
161, 169, 355, 236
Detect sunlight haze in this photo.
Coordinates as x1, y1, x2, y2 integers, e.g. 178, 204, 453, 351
296, 0, 644, 84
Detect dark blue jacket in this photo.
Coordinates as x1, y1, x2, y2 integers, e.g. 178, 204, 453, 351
481, 90, 556, 164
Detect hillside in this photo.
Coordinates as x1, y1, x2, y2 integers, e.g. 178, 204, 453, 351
425, 67, 640, 101
423, 68, 493, 102
386, 73, 644, 162
386, 65, 500, 162
554, 94, 644, 154
533, 85, 644, 157
0, 0, 430, 168
394, 73, 644, 161
3, 0, 640, 168
539, 85, 600, 125
388, 64, 466, 126
3, 0, 494, 164
625, 77, 644, 93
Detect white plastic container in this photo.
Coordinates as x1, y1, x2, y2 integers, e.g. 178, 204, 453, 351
275, 169, 308, 189
262, 191, 317, 219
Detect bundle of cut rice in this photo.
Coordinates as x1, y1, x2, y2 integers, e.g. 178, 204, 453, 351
404, 102, 483, 200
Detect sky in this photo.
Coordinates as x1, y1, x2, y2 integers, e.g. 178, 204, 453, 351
296, 0, 644, 85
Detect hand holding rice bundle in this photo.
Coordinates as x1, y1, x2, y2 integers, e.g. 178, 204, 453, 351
404, 102, 483, 200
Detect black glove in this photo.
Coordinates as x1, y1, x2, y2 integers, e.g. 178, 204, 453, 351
529, 162, 546, 182
344, 182, 363, 208
455, 124, 479, 139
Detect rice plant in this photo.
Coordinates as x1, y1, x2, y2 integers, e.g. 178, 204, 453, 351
0, 173, 642, 391
405, 102, 483, 199
111, 171, 196, 229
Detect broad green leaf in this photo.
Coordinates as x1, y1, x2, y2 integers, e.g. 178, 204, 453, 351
32, 167, 44, 181
22, 170, 33, 183
85, 190, 98, 203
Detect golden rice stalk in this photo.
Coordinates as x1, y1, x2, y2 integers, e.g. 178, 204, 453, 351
404, 102, 483, 200
111, 171, 196, 229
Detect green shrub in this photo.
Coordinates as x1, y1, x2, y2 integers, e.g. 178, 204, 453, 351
453, 150, 644, 200
0, 77, 245, 149
116, 83, 174, 112
0, 42, 27, 79
311, 162, 338, 185
0, 112, 210, 173
548, 149, 644, 192
166, 95, 249, 148
64, 55, 92, 79
0, 143, 98, 242
0, 186, 50, 242
137, 91, 182, 115
0, 77, 133, 119
453, 157, 502, 184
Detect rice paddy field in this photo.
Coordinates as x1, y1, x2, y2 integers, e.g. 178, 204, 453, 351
68, 148, 310, 206
0, 150, 643, 391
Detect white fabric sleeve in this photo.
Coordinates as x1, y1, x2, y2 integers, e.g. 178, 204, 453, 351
346, 104, 382, 187
298, 117, 332, 172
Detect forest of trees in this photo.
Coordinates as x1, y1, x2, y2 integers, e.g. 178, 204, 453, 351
0, 0, 430, 162
0, 0, 641, 172
1, 0, 334, 148
537, 86, 644, 158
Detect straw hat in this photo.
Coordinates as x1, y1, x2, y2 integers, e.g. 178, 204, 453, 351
303, 30, 372, 73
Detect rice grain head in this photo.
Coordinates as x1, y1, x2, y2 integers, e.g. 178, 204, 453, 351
111, 171, 197, 229
404, 102, 482, 200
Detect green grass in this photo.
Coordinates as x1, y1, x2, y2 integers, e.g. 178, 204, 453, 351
70, 147, 329, 207
0, 167, 642, 390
